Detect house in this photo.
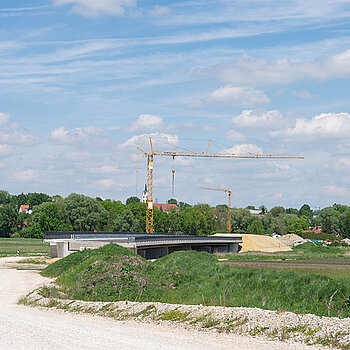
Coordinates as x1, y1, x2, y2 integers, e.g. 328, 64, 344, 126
248, 209, 263, 216
19, 205, 32, 215
153, 203, 178, 213
303, 226, 322, 234
303, 225, 341, 236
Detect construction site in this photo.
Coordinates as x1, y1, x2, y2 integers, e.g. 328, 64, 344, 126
46, 138, 303, 258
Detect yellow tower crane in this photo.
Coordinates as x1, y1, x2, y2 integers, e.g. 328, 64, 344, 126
200, 186, 232, 234
137, 137, 303, 233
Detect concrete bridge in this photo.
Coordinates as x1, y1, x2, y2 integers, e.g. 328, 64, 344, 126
45, 231, 243, 259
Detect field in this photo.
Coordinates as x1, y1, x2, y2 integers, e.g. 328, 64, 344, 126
222, 242, 350, 279
40, 243, 350, 318
0, 238, 50, 257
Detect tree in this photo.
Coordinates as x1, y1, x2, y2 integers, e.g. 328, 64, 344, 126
245, 205, 255, 210
286, 208, 299, 215
31, 202, 64, 234
0, 190, 11, 205
126, 202, 146, 232
178, 201, 191, 211
259, 205, 267, 214
322, 216, 333, 234
286, 217, 308, 235
213, 205, 228, 232
0, 204, 17, 237
230, 208, 253, 233
126, 196, 140, 205
339, 210, 350, 238
269, 206, 285, 217
63, 193, 108, 231
247, 219, 265, 235
112, 210, 138, 232
167, 198, 178, 205
318, 207, 340, 233
179, 204, 214, 235
299, 204, 313, 218
27, 192, 50, 208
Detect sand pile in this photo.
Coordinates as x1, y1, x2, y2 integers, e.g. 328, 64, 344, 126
215, 234, 292, 253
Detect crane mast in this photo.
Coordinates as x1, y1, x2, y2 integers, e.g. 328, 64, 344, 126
137, 137, 303, 233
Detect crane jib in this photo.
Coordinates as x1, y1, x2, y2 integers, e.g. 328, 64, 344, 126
137, 139, 303, 233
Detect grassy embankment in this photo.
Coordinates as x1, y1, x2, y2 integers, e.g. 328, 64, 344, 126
0, 238, 50, 257
41, 243, 350, 318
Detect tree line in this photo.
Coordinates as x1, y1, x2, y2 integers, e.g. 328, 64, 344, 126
0, 190, 349, 239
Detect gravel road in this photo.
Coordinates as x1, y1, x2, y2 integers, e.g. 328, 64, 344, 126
0, 257, 326, 350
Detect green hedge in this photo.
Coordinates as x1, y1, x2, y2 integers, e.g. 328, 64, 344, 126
299, 232, 339, 240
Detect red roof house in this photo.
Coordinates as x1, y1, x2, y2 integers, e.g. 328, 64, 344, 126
153, 203, 178, 213
19, 205, 32, 214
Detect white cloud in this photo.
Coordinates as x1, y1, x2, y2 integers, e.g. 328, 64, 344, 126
92, 179, 117, 189
91, 179, 130, 190
335, 158, 350, 171
232, 109, 285, 130
216, 49, 350, 86
271, 112, 350, 139
129, 114, 164, 132
119, 132, 179, 149
0, 112, 39, 145
207, 86, 270, 107
225, 129, 246, 142
173, 157, 194, 166
88, 165, 119, 174
0, 131, 39, 145
291, 89, 319, 99
62, 151, 90, 162
271, 192, 283, 201
257, 161, 294, 179
13, 169, 38, 182
323, 185, 349, 196
50, 126, 105, 144
225, 143, 263, 155
0, 144, 14, 156
338, 143, 350, 154
150, 5, 171, 16
0, 112, 9, 125
52, 0, 136, 17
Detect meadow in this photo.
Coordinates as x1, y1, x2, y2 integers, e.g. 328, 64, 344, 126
0, 238, 50, 257
41, 243, 350, 318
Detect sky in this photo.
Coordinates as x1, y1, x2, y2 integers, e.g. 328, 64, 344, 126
1, 0, 350, 209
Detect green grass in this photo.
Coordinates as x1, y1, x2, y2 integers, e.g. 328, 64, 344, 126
224, 242, 350, 262
0, 238, 50, 257
41, 244, 350, 318
221, 242, 350, 279
283, 267, 350, 279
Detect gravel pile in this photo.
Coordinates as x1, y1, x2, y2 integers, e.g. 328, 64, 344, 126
277, 234, 308, 247
23, 289, 350, 349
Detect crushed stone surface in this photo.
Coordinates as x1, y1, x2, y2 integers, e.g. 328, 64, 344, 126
0, 257, 345, 350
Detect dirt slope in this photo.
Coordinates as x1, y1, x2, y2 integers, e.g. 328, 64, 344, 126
215, 234, 292, 252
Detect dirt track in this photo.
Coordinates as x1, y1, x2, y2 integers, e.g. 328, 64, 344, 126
0, 257, 326, 350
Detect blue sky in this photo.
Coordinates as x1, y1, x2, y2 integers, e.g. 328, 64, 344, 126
1, 0, 350, 209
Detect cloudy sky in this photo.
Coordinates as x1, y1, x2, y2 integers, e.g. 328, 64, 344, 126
1, 0, 350, 209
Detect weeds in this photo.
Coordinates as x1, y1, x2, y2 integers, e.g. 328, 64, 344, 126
41, 244, 350, 318
159, 309, 190, 322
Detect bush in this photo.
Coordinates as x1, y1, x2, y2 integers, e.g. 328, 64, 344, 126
299, 232, 338, 240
